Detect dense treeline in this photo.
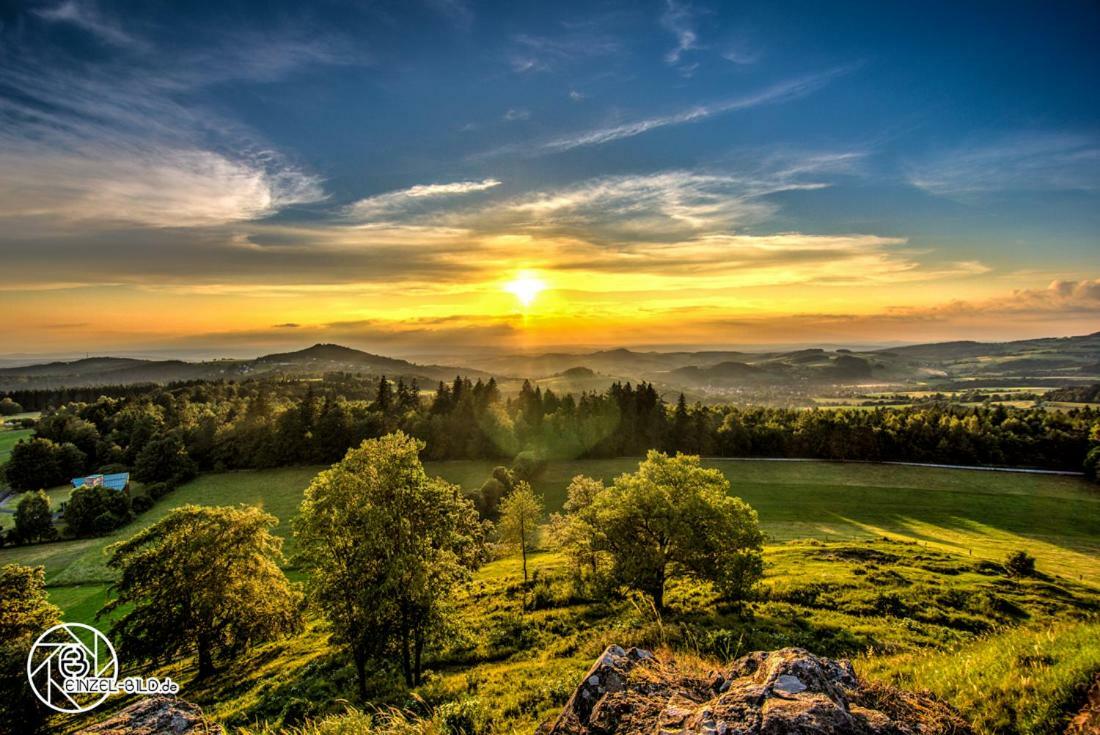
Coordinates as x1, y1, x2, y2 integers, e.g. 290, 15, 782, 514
4, 375, 1098, 496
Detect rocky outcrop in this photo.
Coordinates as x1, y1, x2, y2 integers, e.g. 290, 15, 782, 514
541, 646, 972, 735
76, 696, 216, 735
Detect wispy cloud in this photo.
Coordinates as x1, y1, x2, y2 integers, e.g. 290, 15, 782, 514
507, 30, 620, 74
661, 0, 701, 67
908, 132, 1100, 197
343, 179, 502, 222
0, 9, 360, 230
483, 66, 856, 157
34, 0, 146, 49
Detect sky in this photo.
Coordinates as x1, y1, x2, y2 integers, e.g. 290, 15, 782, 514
0, 0, 1097, 359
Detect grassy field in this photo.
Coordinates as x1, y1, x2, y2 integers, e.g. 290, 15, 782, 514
3, 458, 1096, 734
0, 426, 32, 465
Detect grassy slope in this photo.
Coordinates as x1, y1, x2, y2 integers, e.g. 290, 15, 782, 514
4, 459, 1094, 733
0, 426, 32, 464
2, 459, 1098, 622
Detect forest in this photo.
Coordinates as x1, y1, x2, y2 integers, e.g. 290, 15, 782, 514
5, 374, 1098, 501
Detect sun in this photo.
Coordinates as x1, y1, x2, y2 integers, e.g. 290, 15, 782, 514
504, 271, 547, 308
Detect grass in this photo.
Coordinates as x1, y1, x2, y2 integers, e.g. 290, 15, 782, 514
2, 459, 1097, 621
4, 458, 1094, 734
0, 426, 32, 465
862, 621, 1100, 735
0, 483, 72, 530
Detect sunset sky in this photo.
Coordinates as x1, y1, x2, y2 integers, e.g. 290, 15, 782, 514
1, 0, 1097, 358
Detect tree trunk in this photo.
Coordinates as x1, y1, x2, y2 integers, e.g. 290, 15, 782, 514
520, 515, 529, 585
413, 629, 424, 687
652, 564, 666, 612
354, 646, 367, 701
401, 629, 413, 687
196, 637, 215, 678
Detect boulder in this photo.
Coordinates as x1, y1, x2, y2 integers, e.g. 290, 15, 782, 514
541, 646, 971, 735
76, 696, 215, 735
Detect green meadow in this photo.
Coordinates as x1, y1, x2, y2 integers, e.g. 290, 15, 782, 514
3, 459, 1097, 734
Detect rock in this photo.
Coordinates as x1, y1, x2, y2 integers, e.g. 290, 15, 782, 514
540, 646, 972, 735
76, 696, 216, 735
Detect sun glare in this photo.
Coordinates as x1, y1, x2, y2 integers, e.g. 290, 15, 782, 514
504, 272, 547, 308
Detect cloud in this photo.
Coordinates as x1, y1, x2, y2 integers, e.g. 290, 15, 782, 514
0, 7, 367, 230
661, 0, 701, 66
504, 108, 531, 121
907, 132, 1100, 197
507, 30, 620, 74
343, 179, 502, 222
34, 0, 146, 49
484, 66, 856, 157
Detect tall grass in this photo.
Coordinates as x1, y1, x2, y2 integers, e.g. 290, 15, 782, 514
860, 620, 1100, 735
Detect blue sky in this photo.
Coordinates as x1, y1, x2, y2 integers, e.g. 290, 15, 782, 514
0, 0, 1097, 355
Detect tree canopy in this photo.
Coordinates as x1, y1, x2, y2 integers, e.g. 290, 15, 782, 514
562, 451, 764, 610
101, 504, 300, 677
498, 481, 543, 585
14, 490, 56, 543
294, 432, 485, 694
0, 565, 61, 734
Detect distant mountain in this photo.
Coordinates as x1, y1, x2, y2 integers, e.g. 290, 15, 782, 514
0, 344, 483, 391
1, 332, 1097, 396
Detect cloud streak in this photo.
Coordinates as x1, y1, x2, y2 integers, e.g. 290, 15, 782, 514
908, 132, 1100, 197
343, 179, 502, 222
483, 66, 856, 157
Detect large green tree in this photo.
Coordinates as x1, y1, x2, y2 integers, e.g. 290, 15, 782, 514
0, 565, 61, 734
14, 490, 56, 543
295, 432, 485, 695
568, 451, 763, 611
101, 505, 301, 677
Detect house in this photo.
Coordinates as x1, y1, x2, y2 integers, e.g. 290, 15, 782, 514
71, 472, 131, 495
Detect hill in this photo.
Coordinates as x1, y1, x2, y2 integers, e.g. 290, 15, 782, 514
0, 344, 481, 391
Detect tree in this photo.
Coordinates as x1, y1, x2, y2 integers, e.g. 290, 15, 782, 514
498, 482, 543, 585
64, 485, 131, 538
1004, 550, 1036, 577
14, 491, 56, 543
0, 397, 22, 416
295, 432, 484, 694
551, 475, 605, 587
1084, 445, 1100, 483
580, 451, 763, 611
0, 565, 61, 734
101, 505, 300, 677
5, 438, 63, 491
132, 434, 197, 485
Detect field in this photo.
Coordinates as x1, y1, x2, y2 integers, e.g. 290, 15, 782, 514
2, 459, 1097, 734
0, 426, 32, 464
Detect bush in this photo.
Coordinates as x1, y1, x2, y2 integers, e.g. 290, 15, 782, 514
1004, 550, 1036, 577
130, 495, 154, 513
146, 482, 173, 499
1084, 446, 1100, 483
434, 698, 490, 735
93, 511, 124, 536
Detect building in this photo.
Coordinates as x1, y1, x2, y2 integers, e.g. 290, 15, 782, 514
71, 472, 131, 494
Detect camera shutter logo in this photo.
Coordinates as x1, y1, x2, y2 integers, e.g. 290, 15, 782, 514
26, 623, 118, 714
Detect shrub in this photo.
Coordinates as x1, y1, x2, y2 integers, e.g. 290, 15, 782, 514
130, 495, 154, 513
1004, 550, 1036, 577
434, 698, 490, 735
146, 482, 173, 499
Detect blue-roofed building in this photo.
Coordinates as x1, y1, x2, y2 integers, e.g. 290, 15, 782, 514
71, 472, 130, 494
